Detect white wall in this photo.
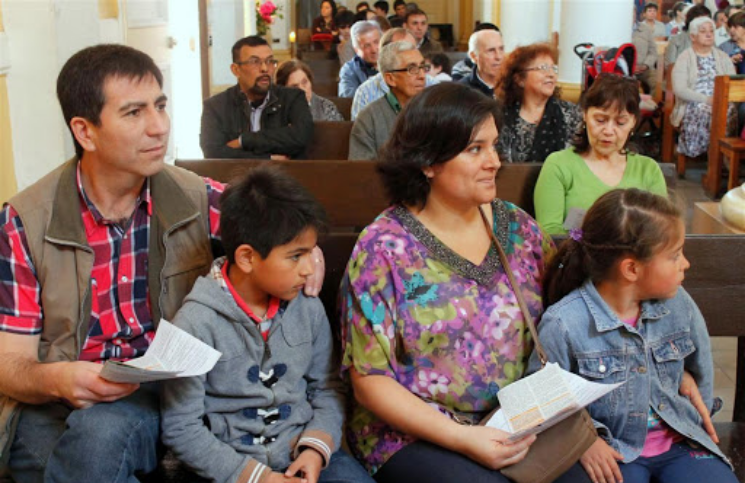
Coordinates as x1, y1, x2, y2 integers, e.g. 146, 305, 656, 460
501, 0, 551, 52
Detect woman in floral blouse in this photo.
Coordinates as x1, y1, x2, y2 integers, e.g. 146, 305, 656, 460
339, 83, 590, 483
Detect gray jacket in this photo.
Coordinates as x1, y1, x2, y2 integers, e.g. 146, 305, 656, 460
348, 95, 398, 160
160, 270, 344, 483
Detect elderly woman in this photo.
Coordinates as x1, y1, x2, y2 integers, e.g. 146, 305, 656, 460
496, 43, 582, 163
665, 4, 711, 66
276, 59, 345, 121
340, 82, 590, 483
534, 74, 667, 235
672, 15, 736, 158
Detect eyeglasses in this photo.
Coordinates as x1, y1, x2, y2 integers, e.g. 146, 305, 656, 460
387, 63, 432, 75
522, 64, 559, 74
235, 57, 279, 69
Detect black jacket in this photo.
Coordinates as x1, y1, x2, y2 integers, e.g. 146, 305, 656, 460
458, 67, 495, 99
199, 84, 313, 159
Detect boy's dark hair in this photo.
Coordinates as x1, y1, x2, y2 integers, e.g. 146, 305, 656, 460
220, 166, 328, 262
543, 189, 682, 307
231, 36, 270, 63
572, 74, 641, 155
684, 4, 711, 31
356, 1, 370, 11
475, 22, 500, 32
56, 44, 163, 159
335, 9, 356, 28
427, 52, 451, 75
374, 1, 389, 14
404, 7, 427, 23
377, 82, 500, 209
643, 2, 658, 13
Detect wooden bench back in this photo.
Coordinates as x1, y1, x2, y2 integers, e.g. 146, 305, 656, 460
305, 122, 354, 160
327, 96, 353, 121
175, 159, 546, 226
704, 75, 745, 196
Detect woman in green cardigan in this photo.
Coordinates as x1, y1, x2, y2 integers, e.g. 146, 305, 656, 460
533, 74, 667, 235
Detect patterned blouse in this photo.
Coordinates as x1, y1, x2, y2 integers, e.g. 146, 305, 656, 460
310, 94, 345, 122
340, 200, 554, 474
497, 98, 582, 163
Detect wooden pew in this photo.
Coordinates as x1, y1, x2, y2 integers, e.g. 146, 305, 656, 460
703, 75, 745, 198
327, 96, 353, 120
306, 121, 353, 160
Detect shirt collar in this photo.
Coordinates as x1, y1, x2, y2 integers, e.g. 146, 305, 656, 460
579, 280, 670, 333
211, 257, 281, 324
75, 160, 152, 225
385, 90, 402, 113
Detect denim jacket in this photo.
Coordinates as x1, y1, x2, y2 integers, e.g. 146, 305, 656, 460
528, 280, 730, 466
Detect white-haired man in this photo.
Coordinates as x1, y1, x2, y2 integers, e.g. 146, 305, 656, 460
458, 29, 505, 99
349, 41, 427, 160
338, 20, 383, 98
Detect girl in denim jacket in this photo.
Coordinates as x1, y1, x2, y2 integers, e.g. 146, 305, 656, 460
533, 188, 736, 483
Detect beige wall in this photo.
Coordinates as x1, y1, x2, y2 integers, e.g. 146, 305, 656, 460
0, 0, 17, 203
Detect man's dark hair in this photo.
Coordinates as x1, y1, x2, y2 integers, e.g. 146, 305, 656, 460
231, 35, 270, 63
684, 4, 711, 31
404, 7, 427, 23
374, 1, 389, 14
393, 0, 406, 9
378, 83, 501, 208
474, 22, 500, 32
56, 44, 163, 159
220, 166, 328, 262
335, 9, 356, 28
356, 1, 370, 11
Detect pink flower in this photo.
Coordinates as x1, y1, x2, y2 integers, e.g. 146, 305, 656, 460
259, 1, 276, 16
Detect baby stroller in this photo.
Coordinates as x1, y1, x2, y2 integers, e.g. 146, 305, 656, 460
574, 42, 661, 158
573, 42, 637, 91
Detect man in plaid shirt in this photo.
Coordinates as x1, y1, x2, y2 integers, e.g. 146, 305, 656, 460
0, 44, 323, 482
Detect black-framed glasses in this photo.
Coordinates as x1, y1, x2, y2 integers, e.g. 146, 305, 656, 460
235, 57, 279, 69
387, 63, 432, 75
521, 64, 559, 74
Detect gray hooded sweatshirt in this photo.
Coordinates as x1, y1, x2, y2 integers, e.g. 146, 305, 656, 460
161, 270, 344, 483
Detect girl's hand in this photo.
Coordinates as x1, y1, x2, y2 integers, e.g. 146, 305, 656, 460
580, 437, 624, 483
454, 425, 536, 470
679, 371, 719, 443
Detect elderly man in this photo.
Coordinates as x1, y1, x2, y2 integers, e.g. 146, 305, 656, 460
349, 41, 427, 160
451, 22, 500, 81
351, 27, 437, 119
404, 7, 443, 55
459, 29, 505, 99
338, 21, 382, 98
200, 35, 313, 159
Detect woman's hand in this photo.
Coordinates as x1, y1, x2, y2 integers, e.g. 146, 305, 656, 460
453, 425, 536, 470
706, 96, 714, 106
680, 370, 719, 443
579, 437, 624, 483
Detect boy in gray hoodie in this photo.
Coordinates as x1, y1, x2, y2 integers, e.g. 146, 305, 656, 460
161, 166, 372, 483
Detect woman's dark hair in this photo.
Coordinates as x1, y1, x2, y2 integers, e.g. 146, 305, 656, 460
543, 189, 682, 307
220, 165, 328, 263
571, 74, 641, 155
377, 83, 501, 208
683, 4, 711, 31
320, 0, 337, 19
427, 52, 452, 75
497, 43, 559, 106
57, 44, 163, 159
728, 10, 745, 29
275, 59, 314, 87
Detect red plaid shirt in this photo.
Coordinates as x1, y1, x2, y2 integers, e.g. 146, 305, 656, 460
0, 164, 225, 362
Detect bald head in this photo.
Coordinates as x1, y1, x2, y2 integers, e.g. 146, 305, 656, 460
381, 27, 416, 48
468, 30, 505, 85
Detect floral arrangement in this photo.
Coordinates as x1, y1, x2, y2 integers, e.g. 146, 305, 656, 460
256, 0, 283, 36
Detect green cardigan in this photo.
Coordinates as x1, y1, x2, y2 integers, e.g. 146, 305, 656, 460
534, 148, 668, 235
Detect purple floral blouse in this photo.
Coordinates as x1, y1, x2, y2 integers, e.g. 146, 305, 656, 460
340, 200, 555, 474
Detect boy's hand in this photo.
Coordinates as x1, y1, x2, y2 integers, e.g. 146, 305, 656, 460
285, 448, 324, 483
580, 437, 624, 483
266, 472, 305, 483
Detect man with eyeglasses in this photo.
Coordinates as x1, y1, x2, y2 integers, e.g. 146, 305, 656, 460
200, 36, 313, 159
459, 29, 505, 99
349, 41, 427, 160
338, 21, 383, 98
351, 27, 437, 120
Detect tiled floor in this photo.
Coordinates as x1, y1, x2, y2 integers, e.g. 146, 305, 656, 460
674, 164, 737, 423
